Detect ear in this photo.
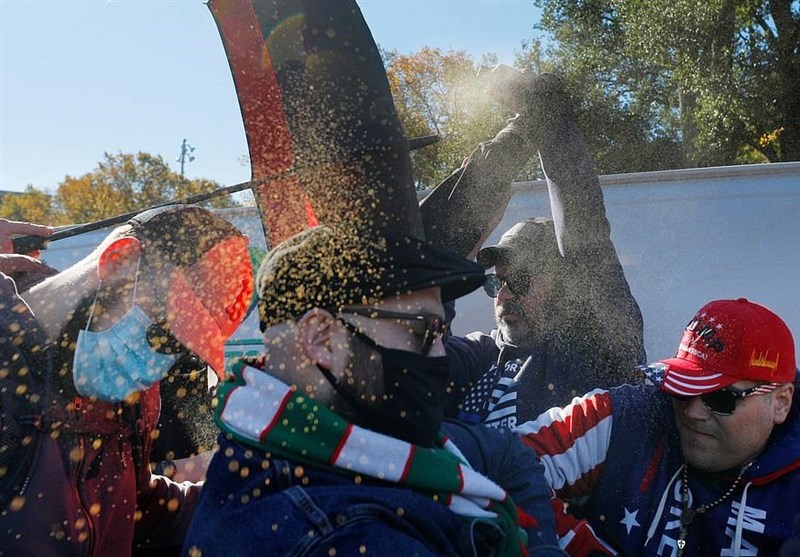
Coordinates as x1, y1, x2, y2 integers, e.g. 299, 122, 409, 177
97, 237, 142, 281
773, 383, 795, 425
296, 308, 342, 371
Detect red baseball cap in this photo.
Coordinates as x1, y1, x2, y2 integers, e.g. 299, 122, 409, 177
656, 298, 796, 396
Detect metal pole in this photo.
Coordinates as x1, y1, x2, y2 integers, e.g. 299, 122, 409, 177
177, 138, 196, 177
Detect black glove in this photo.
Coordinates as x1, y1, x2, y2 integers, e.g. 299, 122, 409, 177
481, 64, 572, 145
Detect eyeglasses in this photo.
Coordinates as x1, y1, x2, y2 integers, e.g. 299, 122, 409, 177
483, 272, 531, 298
338, 306, 447, 356
670, 382, 782, 415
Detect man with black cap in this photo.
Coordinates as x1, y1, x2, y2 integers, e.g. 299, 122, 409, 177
436, 66, 645, 428
516, 298, 800, 556
183, 224, 566, 556
0, 205, 254, 556
186, 3, 559, 553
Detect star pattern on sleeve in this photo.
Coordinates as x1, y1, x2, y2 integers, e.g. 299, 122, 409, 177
620, 507, 641, 535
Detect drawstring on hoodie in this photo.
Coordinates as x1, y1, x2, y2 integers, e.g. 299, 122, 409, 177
644, 465, 683, 546
732, 481, 753, 557
676, 460, 752, 555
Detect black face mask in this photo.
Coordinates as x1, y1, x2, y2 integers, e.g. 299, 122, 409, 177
316, 321, 450, 448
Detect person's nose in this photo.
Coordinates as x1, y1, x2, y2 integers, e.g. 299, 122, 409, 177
682, 396, 712, 420
496, 281, 514, 301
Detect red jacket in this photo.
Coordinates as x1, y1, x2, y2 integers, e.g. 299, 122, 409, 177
0, 273, 200, 556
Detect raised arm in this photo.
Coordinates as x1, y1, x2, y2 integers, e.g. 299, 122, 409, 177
487, 66, 645, 366
419, 67, 561, 259
419, 129, 525, 259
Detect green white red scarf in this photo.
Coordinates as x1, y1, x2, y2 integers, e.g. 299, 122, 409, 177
215, 359, 531, 557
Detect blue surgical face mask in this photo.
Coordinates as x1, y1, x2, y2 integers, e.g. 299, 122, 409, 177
72, 257, 180, 402
72, 305, 179, 402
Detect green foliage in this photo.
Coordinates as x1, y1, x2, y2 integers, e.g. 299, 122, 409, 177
385, 0, 799, 173
2, 152, 239, 225
384, 47, 527, 189
532, 0, 800, 166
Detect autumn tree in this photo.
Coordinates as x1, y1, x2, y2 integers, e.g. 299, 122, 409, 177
384, 47, 533, 189
384, 44, 681, 180
1, 152, 238, 225
54, 152, 238, 224
0, 186, 60, 224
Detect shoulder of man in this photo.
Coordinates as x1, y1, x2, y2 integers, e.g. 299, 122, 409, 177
445, 331, 501, 389
446, 330, 498, 360
0, 273, 50, 510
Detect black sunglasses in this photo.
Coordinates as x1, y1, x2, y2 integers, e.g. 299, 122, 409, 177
670, 382, 781, 415
338, 306, 447, 356
483, 272, 532, 298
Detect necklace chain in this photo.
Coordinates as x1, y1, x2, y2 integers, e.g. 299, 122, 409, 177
676, 461, 752, 556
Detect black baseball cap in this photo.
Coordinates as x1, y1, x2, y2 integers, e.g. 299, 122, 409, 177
476, 217, 560, 269
257, 225, 485, 330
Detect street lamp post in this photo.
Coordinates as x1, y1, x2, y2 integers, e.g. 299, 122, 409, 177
177, 138, 196, 177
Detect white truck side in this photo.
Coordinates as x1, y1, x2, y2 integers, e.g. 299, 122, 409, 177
39, 161, 800, 367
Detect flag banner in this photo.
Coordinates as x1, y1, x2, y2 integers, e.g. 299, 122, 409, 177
209, 0, 423, 246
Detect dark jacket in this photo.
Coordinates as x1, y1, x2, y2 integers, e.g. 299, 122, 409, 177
441, 97, 644, 427
445, 325, 639, 428
0, 273, 199, 557
183, 420, 565, 556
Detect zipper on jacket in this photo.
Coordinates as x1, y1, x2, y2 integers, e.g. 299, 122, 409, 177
72, 436, 96, 557
119, 433, 128, 469
15, 417, 41, 497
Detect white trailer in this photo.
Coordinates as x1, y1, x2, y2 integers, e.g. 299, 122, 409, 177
39, 161, 800, 367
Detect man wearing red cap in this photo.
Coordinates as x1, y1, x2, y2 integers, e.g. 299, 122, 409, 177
0, 205, 253, 556
515, 298, 799, 556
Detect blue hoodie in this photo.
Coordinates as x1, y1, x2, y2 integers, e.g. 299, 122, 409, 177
184, 419, 565, 556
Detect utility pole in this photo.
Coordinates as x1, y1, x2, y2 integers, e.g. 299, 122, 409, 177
177, 139, 196, 177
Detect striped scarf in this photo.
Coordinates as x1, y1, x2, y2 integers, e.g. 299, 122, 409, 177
215, 359, 530, 557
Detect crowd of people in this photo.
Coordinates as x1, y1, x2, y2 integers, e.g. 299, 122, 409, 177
1, 3, 799, 556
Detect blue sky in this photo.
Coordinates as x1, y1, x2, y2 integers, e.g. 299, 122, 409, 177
0, 0, 541, 194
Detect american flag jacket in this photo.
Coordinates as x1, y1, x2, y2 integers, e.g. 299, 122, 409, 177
514, 382, 800, 556
444, 329, 625, 428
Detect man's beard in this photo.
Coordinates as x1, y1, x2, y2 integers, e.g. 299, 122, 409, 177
495, 299, 542, 347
